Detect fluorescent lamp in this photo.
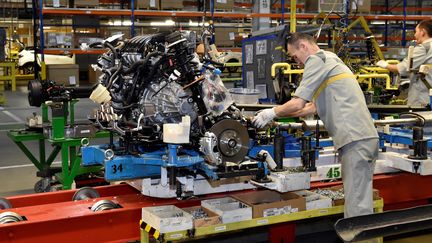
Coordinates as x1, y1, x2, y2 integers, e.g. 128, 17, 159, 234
150, 20, 175, 26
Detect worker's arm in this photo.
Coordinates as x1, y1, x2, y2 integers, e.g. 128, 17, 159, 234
252, 98, 315, 128
282, 101, 316, 117
275, 97, 310, 117
386, 64, 400, 73
252, 53, 325, 128
397, 44, 428, 75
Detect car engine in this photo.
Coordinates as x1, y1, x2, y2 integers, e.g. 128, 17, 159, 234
90, 31, 249, 167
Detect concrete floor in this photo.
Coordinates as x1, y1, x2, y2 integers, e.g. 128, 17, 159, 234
0, 87, 431, 242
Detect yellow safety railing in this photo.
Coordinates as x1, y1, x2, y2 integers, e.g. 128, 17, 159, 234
357, 73, 397, 90
271, 63, 304, 77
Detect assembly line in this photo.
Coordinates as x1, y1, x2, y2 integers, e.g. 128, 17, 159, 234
2, 1, 432, 243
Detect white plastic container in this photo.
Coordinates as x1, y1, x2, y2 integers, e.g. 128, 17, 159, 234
89, 84, 111, 104
163, 116, 191, 144
141, 205, 193, 233
229, 88, 260, 104
201, 197, 252, 223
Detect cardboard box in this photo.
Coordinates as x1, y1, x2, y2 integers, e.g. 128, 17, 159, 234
304, 0, 344, 13
201, 197, 252, 223
293, 190, 332, 210
142, 205, 193, 233
75, 0, 99, 7
44, 0, 68, 7
136, 0, 159, 9
46, 64, 79, 86
232, 190, 306, 218
315, 186, 380, 206
88, 65, 102, 84
351, 0, 370, 13
161, 0, 184, 9
205, 0, 234, 10
214, 28, 237, 47
182, 206, 221, 227
215, 0, 235, 9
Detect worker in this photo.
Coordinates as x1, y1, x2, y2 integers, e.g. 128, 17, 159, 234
0, 27, 6, 61
376, 19, 432, 106
253, 33, 379, 222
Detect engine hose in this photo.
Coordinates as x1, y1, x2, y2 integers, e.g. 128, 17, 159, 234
145, 56, 167, 83
106, 62, 122, 89
104, 41, 118, 65
122, 51, 162, 74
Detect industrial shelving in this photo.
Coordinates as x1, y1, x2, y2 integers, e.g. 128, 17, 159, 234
34, 2, 430, 54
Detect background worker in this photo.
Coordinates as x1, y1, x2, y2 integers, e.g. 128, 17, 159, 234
0, 27, 6, 61
253, 33, 379, 224
377, 19, 432, 106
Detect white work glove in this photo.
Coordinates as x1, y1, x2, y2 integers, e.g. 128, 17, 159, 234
376, 60, 388, 69
252, 108, 277, 128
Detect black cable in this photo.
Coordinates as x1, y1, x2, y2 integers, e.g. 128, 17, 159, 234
400, 112, 426, 127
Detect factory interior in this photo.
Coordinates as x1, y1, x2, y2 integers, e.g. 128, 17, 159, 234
2, 0, 432, 242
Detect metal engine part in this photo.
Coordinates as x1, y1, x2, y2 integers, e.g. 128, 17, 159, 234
199, 131, 221, 165
209, 119, 250, 163
139, 79, 197, 124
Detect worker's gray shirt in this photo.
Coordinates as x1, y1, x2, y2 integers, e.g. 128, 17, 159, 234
294, 50, 378, 150
397, 38, 432, 106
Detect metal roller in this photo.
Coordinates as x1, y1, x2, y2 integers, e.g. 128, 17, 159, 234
0, 212, 24, 224
90, 200, 118, 212
0, 198, 12, 210
72, 187, 100, 201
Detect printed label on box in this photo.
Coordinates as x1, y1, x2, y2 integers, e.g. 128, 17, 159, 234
215, 225, 226, 232
256, 219, 269, 225
69, 76, 76, 85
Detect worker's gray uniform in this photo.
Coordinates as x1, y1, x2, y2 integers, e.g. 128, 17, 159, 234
294, 50, 379, 219
397, 38, 432, 106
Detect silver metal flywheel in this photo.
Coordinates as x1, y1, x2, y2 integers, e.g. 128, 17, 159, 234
209, 119, 249, 163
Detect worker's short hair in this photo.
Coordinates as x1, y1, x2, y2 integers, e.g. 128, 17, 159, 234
418, 19, 432, 37
287, 32, 316, 47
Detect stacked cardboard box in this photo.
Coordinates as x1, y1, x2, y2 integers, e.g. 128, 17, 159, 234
161, 0, 184, 10
214, 28, 237, 47
141, 205, 193, 233
232, 190, 306, 218
182, 206, 221, 227
74, 0, 99, 8
44, 0, 68, 7
214, 0, 235, 11
46, 64, 79, 86
136, 0, 159, 10
201, 197, 252, 223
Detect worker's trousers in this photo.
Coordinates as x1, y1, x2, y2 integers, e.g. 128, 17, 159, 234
339, 138, 378, 218
339, 138, 379, 243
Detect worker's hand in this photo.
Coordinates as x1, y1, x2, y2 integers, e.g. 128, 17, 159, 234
252, 108, 277, 128
376, 60, 388, 69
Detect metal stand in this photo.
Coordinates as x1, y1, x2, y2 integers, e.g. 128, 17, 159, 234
7, 100, 108, 191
